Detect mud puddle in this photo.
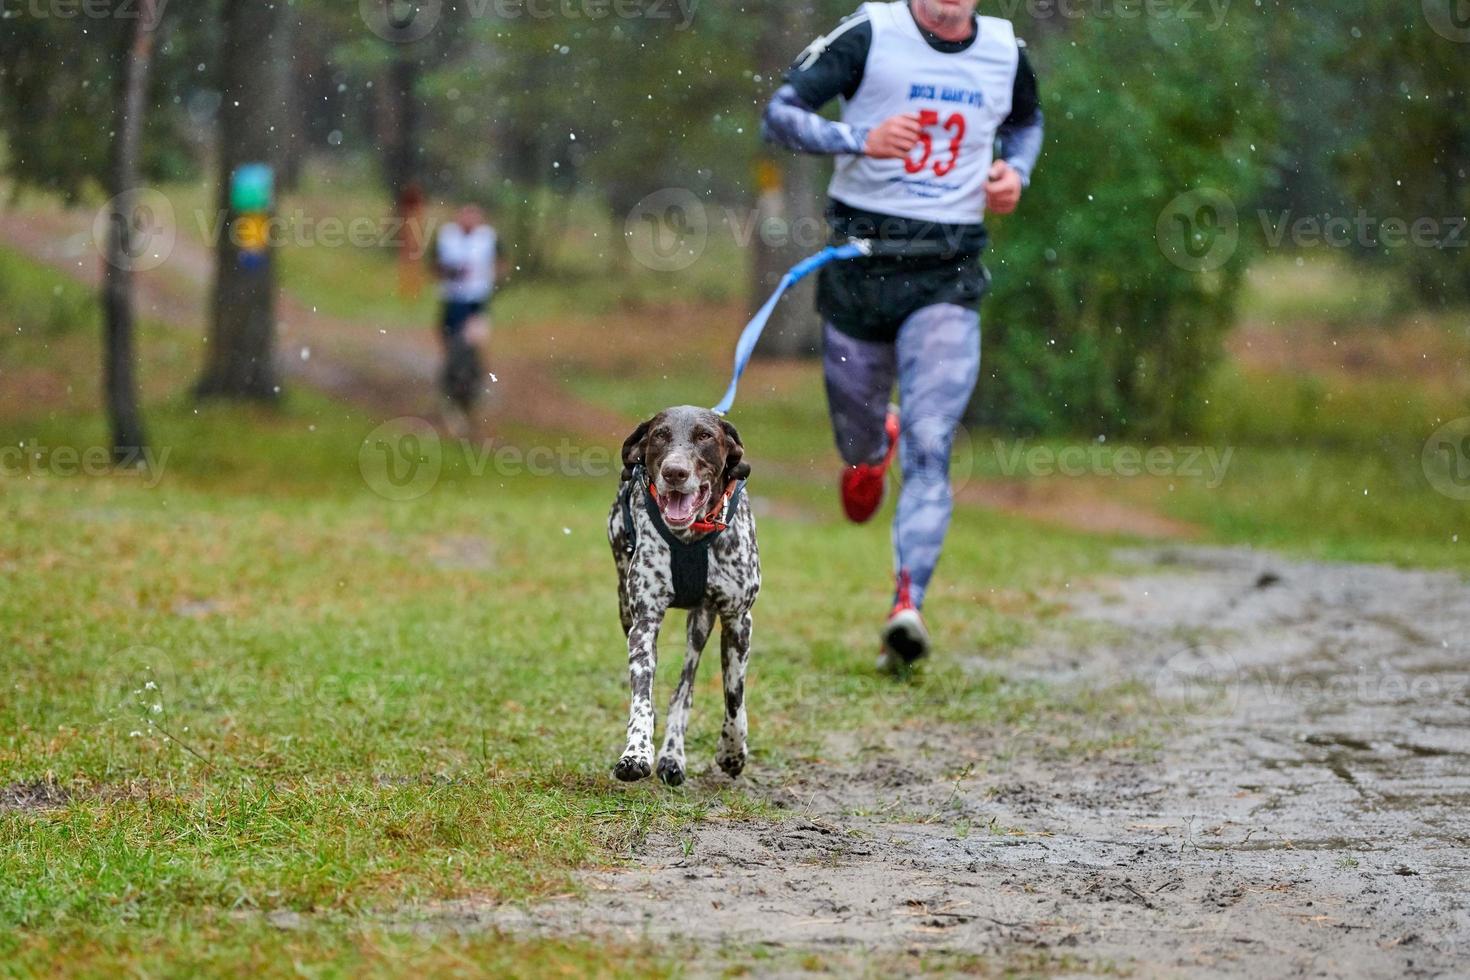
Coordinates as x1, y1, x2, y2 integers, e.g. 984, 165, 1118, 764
397, 548, 1470, 976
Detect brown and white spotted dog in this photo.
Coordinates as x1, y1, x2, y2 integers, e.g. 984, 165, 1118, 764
606, 406, 759, 785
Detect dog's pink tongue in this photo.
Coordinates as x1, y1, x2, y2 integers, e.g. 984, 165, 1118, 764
663, 491, 696, 522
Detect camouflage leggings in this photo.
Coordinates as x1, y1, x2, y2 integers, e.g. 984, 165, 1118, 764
823, 303, 981, 611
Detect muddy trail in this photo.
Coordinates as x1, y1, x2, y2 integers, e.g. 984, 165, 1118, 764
400, 548, 1469, 977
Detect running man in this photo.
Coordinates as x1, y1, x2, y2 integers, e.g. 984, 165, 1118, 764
433, 204, 500, 429
762, 0, 1043, 671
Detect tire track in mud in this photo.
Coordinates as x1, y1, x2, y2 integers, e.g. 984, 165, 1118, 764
400, 547, 1470, 977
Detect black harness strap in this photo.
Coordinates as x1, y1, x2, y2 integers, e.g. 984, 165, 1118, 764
621, 466, 746, 610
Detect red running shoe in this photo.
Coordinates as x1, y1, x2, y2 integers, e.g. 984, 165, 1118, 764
877, 569, 930, 674
840, 406, 900, 524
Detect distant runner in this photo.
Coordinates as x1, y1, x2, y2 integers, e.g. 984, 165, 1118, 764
433, 204, 499, 431
762, 0, 1044, 671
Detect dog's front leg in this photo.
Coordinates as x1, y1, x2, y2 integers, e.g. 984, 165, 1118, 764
614, 615, 661, 782
656, 603, 715, 787
715, 609, 752, 778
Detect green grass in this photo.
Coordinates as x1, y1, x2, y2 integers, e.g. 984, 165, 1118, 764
4, 193, 1469, 973
0, 401, 1115, 972
0, 247, 202, 421
9, 925, 671, 978
0, 247, 97, 347
1, 374, 1116, 973
1161, 443, 1469, 569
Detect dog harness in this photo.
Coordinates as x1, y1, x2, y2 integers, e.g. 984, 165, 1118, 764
621, 465, 747, 610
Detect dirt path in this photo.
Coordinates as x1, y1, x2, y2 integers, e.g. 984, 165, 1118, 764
400, 547, 1469, 976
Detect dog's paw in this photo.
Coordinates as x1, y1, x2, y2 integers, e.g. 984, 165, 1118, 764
613, 754, 652, 782
715, 744, 747, 779
655, 756, 686, 787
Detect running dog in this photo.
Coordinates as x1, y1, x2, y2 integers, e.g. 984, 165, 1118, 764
607, 406, 759, 786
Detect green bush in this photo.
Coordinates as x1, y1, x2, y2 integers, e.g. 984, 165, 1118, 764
977, 14, 1274, 438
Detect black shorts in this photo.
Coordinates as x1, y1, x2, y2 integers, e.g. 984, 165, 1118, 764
440, 299, 486, 339
817, 254, 989, 344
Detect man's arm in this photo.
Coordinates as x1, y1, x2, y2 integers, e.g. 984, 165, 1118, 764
996, 48, 1044, 187
761, 13, 877, 156
987, 47, 1044, 215
763, 85, 867, 156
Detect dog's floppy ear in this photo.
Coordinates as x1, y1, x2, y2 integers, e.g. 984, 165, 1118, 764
620, 418, 653, 481
720, 419, 751, 483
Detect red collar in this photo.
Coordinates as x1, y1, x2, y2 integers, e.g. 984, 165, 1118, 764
647, 480, 737, 535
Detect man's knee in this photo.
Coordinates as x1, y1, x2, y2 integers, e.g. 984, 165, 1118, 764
900, 414, 958, 479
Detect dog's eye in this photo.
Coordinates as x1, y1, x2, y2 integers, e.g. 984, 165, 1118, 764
694, 430, 713, 442
653, 427, 672, 441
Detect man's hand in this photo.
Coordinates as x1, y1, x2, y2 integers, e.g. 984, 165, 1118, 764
985, 160, 1024, 214
864, 113, 923, 159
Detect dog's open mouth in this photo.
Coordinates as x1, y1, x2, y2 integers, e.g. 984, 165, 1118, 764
658, 484, 712, 528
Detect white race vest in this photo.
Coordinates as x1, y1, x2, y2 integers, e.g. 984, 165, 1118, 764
829, 3, 1019, 224
437, 224, 497, 303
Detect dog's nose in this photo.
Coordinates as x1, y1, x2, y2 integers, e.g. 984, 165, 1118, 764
661, 463, 691, 487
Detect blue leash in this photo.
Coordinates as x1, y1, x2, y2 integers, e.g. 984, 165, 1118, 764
712, 240, 870, 416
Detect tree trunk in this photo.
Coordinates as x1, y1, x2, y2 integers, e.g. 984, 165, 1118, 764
196, 0, 293, 402
383, 49, 425, 297
383, 51, 422, 204
751, 1, 824, 360
278, 3, 312, 192
101, 0, 159, 465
